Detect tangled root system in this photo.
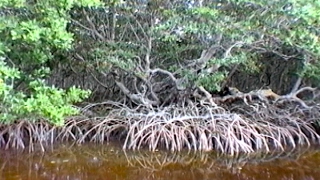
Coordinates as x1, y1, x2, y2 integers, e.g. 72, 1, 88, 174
1, 98, 320, 155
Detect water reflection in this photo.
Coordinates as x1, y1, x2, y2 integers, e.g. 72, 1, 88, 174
0, 142, 320, 180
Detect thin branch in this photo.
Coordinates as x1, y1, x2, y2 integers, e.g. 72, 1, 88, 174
131, 14, 149, 40
109, 3, 116, 41
128, 23, 142, 42
149, 68, 178, 83
144, 37, 152, 72
224, 41, 245, 58
115, 80, 158, 106
293, 86, 317, 96
71, 18, 94, 32
134, 73, 160, 103
197, 44, 220, 64
290, 77, 302, 94
74, 53, 113, 89
221, 64, 240, 89
198, 86, 217, 106
83, 9, 106, 41
186, 37, 222, 71
118, 22, 130, 41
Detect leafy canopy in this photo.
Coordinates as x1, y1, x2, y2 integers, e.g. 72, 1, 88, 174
0, 0, 102, 125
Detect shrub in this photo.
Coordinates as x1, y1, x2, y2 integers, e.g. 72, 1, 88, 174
0, 0, 101, 125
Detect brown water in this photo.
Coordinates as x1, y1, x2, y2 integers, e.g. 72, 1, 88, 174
1, 143, 320, 180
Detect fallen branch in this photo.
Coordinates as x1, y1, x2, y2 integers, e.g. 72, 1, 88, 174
215, 86, 318, 109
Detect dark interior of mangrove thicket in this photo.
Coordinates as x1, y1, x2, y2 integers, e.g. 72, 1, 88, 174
1, 0, 320, 156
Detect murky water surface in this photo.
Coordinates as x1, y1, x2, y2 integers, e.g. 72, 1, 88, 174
1, 143, 320, 180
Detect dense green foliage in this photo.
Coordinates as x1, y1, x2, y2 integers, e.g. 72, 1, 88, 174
1, 0, 320, 125
0, 0, 102, 125
77, 0, 319, 92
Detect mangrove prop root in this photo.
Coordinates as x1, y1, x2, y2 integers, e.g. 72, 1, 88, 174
1, 95, 320, 155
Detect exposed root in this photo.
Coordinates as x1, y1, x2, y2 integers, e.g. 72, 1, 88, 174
1, 97, 319, 155
120, 103, 319, 155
